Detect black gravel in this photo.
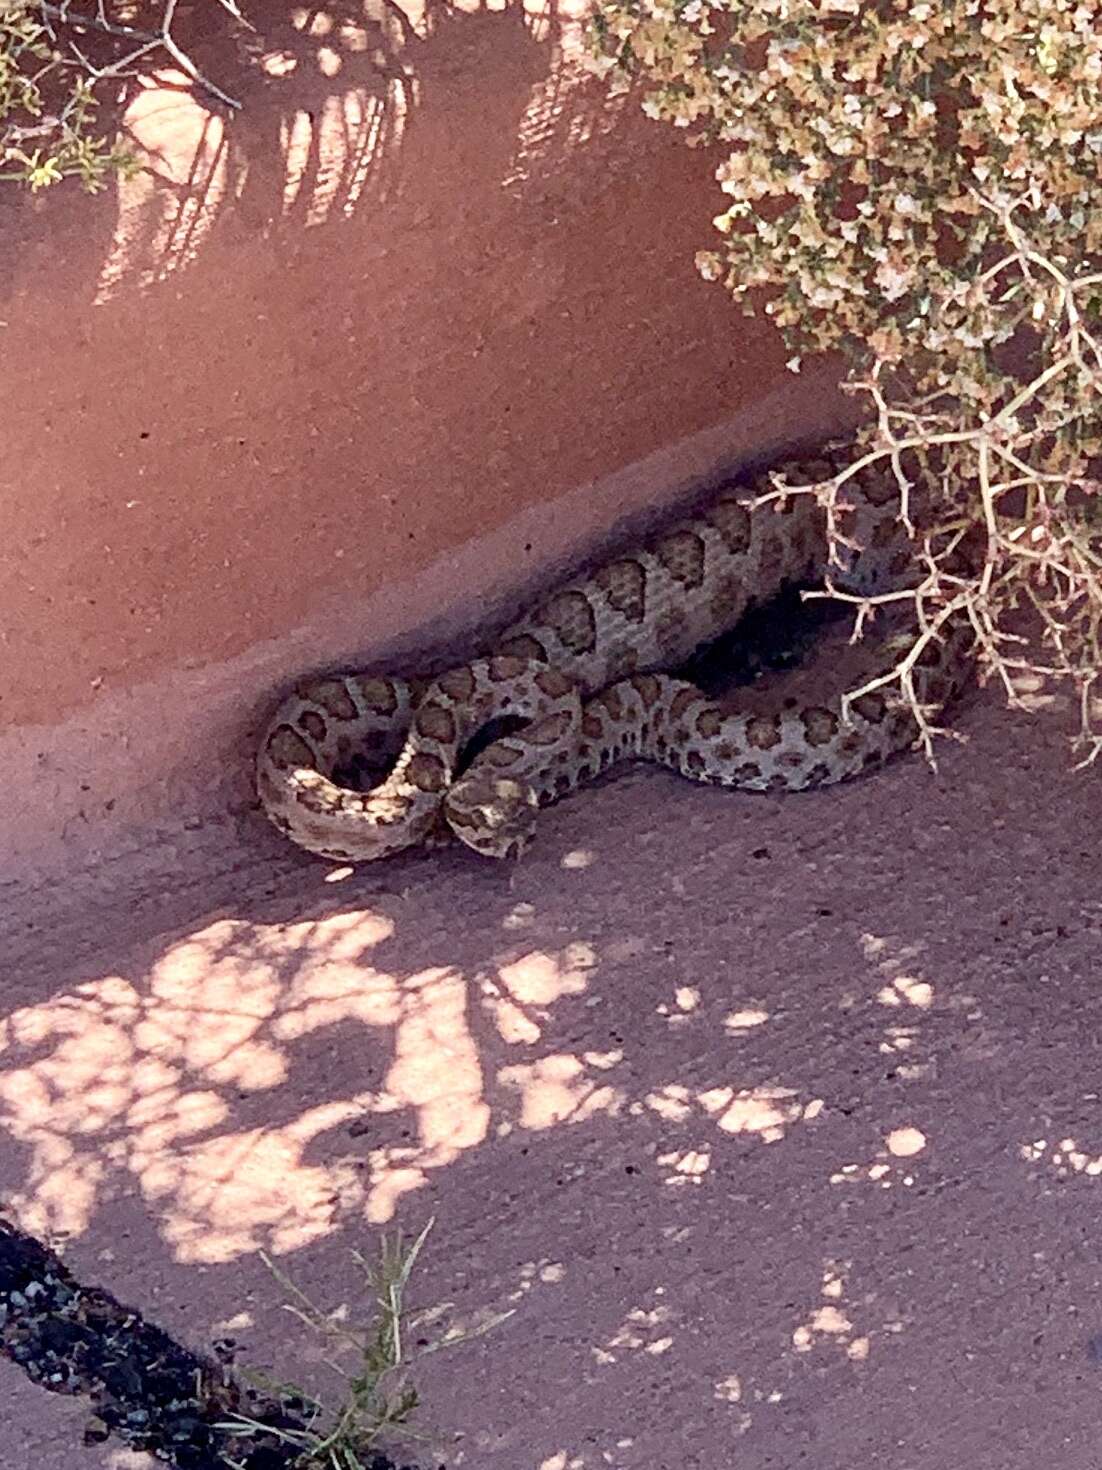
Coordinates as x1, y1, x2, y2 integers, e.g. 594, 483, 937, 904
0, 1216, 417, 1470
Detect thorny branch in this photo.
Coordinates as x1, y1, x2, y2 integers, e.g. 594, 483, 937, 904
37, 0, 246, 110
2, 0, 251, 187
592, 0, 1102, 777
750, 194, 1102, 770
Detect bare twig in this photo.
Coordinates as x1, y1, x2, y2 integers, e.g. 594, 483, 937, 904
36, 0, 243, 108
746, 198, 1102, 763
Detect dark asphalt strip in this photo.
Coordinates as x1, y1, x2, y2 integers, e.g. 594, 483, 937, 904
0, 1216, 414, 1470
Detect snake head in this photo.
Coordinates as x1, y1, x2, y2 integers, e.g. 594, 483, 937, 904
443, 773, 539, 860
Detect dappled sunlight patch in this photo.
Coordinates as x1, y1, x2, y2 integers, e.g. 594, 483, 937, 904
879, 1023, 920, 1053
357, 1152, 428, 1226
501, 0, 630, 200
792, 1301, 858, 1355
210, 1308, 255, 1341
0, 899, 633, 1247
538, 1453, 586, 1470
138, 1109, 371, 1263
143, 944, 286, 1089
382, 966, 489, 1159
0, 885, 859, 1267
592, 1296, 675, 1366
713, 1370, 753, 1437
1, 975, 145, 1234
481, 941, 598, 1043
635, 1081, 823, 1161
885, 1126, 927, 1157
267, 911, 400, 1038
2, 980, 143, 1136
654, 1146, 711, 1186
133, 1092, 381, 1260
501, 901, 537, 930
481, 940, 596, 1046
860, 933, 937, 1011
853, 930, 957, 1080
877, 976, 934, 1009
714, 1371, 743, 1404
711, 1371, 783, 1437
125, 1086, 229, 1146
4, 1134, 107, 1241
1021, 1135, 1102, 1179
643, 1084, 693, 1124
274, 968, 401, 1039
655, 985, 700, 1027
724, 1007, 770, 1033
95, 79, 231, 305
496, 943, 597, 1006
498, 1052, 624, 1130
91, 0, 608, 303
830, 1127, 927, 1190
1007, 668, 1063, 714
791, 1262, 892, 1363
877, 1023, 935, 1080
94, 10, 415, 302
506, 1256, 568, 1304
700, 1084, 820, 1143
275, 908, 396, 961
637, 1080, 824, 1184
829, 1159, 918, 1189
279, 76, 411, 228
479, 979, 542, 1045
0, 905, 492, 1246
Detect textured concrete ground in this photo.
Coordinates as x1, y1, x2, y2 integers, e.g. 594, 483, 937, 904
4, 669, 1101, 1470
6, 1, 1100, 1465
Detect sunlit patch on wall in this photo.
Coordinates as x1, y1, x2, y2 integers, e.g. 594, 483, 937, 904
95, 79, 231, 305
500, 0, 631, 197
94, 18, 415, 303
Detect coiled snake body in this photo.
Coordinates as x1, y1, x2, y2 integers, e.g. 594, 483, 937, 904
257, 449, 969, 861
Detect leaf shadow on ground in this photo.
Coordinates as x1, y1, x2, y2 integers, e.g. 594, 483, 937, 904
4, 688, 1102, 1468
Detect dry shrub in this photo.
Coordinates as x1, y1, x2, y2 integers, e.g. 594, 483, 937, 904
589, 0, 1102, 764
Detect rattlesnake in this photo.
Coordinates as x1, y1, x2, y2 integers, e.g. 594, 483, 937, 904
256, 447, 972, 862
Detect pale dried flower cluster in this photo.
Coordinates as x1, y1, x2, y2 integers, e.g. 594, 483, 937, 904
589, 0, 1102, 763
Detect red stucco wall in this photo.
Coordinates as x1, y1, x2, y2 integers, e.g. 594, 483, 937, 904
0, 0, 852, 880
